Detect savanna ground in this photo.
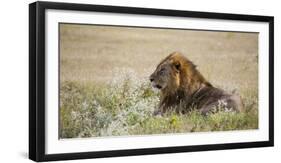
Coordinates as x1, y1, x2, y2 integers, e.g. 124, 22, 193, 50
59, 23, 258, 139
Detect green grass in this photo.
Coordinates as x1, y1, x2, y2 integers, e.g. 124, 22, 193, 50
59, 70, 258, 139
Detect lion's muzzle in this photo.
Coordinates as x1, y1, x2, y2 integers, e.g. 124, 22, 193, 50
150, 76, 163, 89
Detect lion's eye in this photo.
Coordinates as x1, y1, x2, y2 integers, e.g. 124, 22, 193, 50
159, 69, 165, 75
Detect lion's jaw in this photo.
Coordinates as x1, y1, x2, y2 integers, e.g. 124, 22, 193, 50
151, 81, 166, 90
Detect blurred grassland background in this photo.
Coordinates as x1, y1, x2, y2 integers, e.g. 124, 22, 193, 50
59, 23, 258, 138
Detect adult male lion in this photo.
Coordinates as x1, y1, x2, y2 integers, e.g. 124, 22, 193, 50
149, 52, 243, 115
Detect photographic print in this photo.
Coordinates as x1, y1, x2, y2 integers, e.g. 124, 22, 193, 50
59, 24, 258, 139
29, 2, 273, 161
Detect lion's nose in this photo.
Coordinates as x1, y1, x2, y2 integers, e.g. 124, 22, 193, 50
150, 77, 154, 82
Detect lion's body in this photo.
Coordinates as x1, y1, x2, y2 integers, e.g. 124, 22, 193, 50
149, 52, 243, 115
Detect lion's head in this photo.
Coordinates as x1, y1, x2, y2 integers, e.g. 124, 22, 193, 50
150, 52, 210, 96
149, 59, 180, 91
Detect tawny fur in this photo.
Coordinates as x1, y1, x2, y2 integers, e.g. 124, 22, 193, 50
149, 52, 243, 115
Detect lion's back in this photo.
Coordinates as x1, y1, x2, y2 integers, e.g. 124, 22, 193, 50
195, 86, 244, 114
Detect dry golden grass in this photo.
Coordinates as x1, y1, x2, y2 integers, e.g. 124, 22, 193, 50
60, 24, 258, 88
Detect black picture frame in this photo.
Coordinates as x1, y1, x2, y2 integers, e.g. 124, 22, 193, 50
29, 1, 274, 162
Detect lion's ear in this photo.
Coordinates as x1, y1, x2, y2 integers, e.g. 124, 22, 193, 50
174, 61, 181, 72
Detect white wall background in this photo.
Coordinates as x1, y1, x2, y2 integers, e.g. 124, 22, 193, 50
0, 0, 279, 162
